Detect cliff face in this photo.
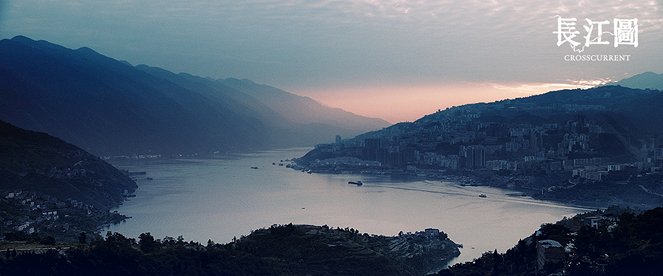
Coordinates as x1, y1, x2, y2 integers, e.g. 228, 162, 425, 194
0, 120, 136, 210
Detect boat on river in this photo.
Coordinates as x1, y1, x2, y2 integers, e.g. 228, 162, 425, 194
348, 181, 363, 186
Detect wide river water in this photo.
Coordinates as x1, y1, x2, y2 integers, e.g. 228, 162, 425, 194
108, 148, 590, 265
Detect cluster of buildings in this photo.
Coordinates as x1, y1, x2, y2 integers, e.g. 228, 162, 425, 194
1, 190, 95, 237
101, 154, 162, 160
307, 103, 663, 185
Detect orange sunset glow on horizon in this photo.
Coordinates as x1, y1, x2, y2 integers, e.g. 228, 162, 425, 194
302, 81, 608, 123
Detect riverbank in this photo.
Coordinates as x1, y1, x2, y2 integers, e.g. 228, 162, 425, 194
288, 161, 609, 210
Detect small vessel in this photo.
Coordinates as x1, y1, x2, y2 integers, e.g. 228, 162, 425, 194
250, 166, 259, 169
479, 194, 487, 198
348, 181, 363, 186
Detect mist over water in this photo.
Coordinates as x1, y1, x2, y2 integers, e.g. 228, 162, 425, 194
108, 148, 586, 265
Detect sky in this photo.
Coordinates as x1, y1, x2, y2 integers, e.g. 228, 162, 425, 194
1, 0, 662, 123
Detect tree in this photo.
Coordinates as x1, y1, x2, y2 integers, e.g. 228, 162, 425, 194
138, 232, 159, 253
104, 232, 135, 249
40, 235, 55, 245
78, 232, 87, 244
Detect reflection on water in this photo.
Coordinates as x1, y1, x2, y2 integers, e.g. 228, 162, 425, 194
108, 148, 587, 265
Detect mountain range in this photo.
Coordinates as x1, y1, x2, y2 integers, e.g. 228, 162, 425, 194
0, 36, 388, 156
613, 71, 663, 91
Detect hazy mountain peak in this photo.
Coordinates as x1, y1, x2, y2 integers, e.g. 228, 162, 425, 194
10, 35, 33, 42
7, 35, 63, 52
637, 71, 659, 76
612, 72, 663, 91
75, 46, 99, 55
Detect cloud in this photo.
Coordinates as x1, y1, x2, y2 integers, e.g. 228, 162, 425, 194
489, 79, 611, 96
1, 0, 661, 91
1, 0, 660, 122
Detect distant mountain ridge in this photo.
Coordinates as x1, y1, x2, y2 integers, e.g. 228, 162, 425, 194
0, 35, 388, 156
612, 71, 663, 90
219, 77, 386, 132
351, 85, 663, 150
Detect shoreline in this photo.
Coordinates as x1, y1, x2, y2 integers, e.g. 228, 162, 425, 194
101, 153, 598, 267
289, 162, 612, 212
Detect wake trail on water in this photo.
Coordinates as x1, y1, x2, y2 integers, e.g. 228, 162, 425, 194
368, 184, 594, 212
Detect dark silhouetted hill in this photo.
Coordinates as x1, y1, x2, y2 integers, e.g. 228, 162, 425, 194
439, 207, 663, 275
0, 224, 459, 276
0, 120, 136, 210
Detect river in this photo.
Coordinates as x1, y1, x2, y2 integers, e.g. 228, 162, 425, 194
108, 148, 589, 265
